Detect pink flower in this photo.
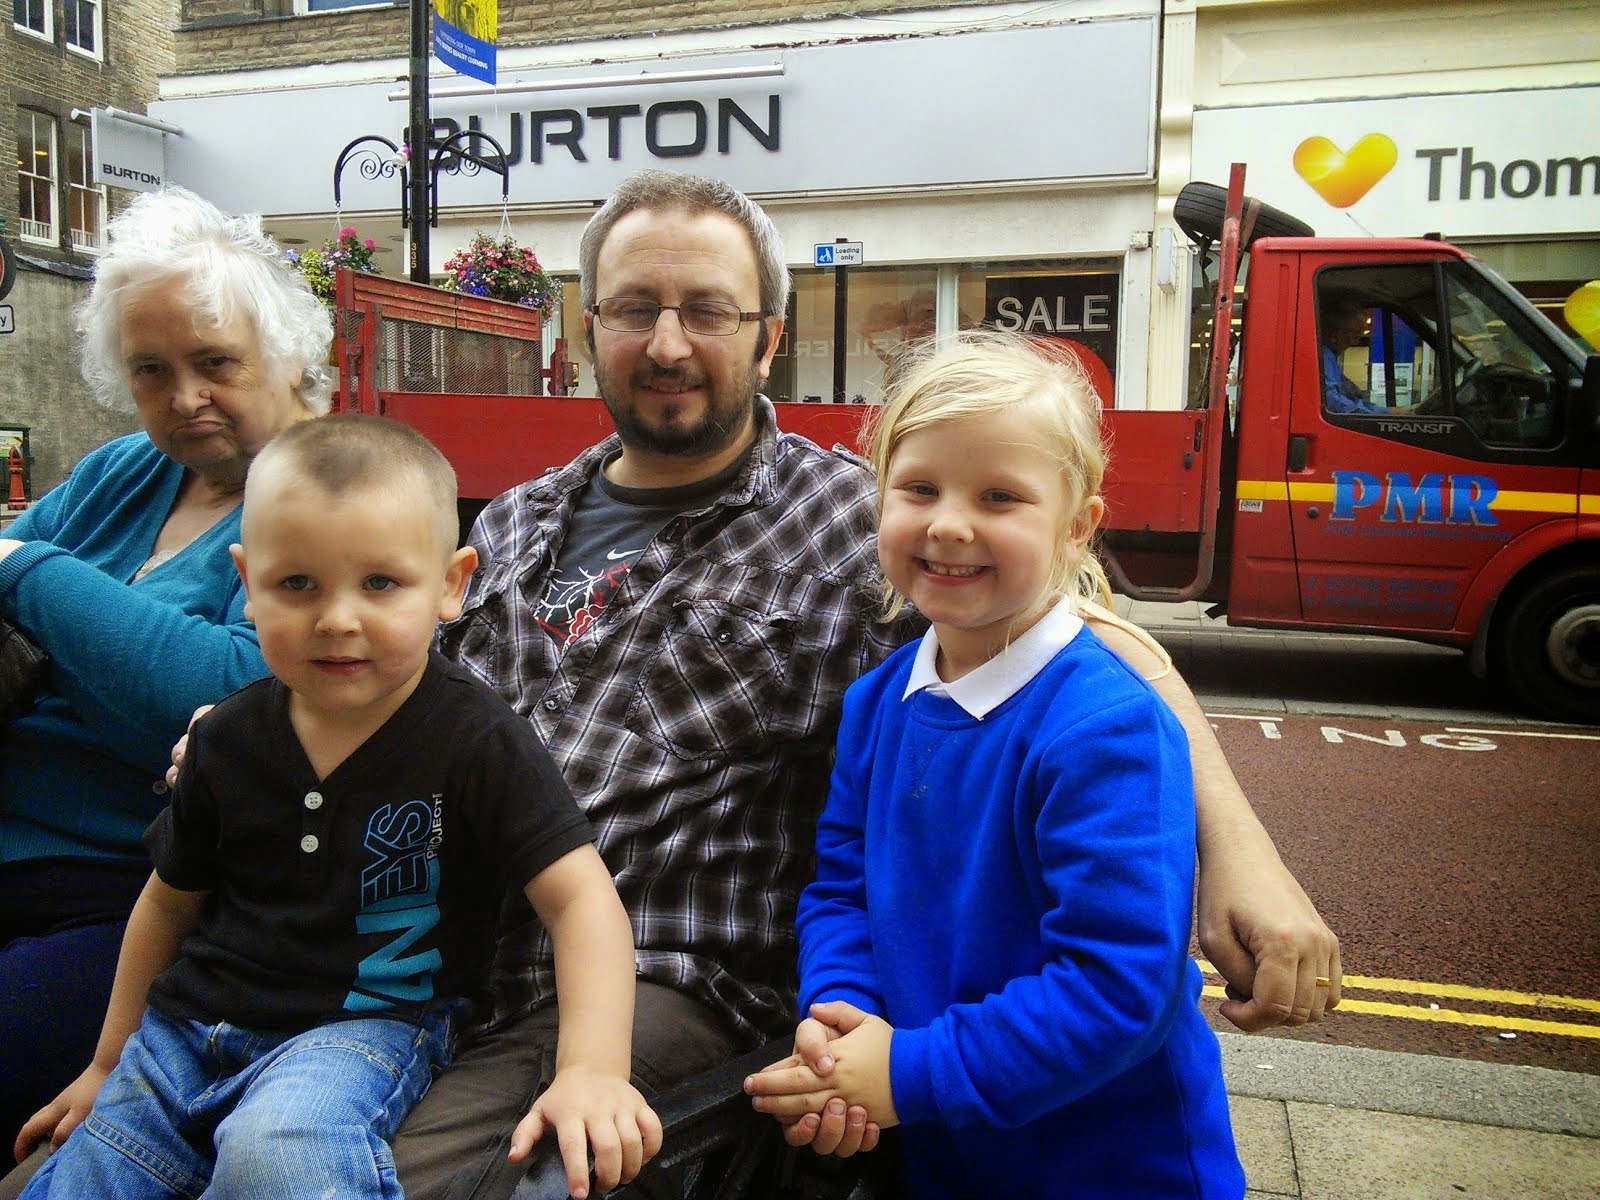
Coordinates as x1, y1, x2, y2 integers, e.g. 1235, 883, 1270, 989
339, 226, 356, 238
364, 239, 376, 250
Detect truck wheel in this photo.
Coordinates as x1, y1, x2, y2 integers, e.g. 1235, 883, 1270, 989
1496, 565, 1600, 725
1173, 181, 1316, 250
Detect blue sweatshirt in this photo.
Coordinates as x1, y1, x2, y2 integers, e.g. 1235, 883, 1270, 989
797, 620, 1243, 1199
0, 434, 266, 863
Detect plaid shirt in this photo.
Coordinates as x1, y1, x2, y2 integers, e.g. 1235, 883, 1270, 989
439, 399, 918, 1045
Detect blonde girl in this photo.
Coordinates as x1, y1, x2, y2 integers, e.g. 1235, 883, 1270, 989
749, 329, 1244, 1199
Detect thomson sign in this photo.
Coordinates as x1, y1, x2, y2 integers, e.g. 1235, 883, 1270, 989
1192, 86, 1600, 239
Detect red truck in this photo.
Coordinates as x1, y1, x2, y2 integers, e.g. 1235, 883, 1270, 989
332, 170, 1600, 723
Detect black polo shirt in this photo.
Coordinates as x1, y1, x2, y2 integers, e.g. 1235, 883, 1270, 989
145, 651, 594, 1031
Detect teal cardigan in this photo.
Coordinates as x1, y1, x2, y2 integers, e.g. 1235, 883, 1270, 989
0, 434, 267, 863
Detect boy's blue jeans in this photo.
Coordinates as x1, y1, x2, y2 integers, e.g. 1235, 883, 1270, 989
23, 1004, 455, 1200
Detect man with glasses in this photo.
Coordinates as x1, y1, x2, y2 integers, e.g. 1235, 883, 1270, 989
386, 169, 1341, 1198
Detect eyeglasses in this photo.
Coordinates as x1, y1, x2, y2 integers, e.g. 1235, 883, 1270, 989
593, 297, 765, 337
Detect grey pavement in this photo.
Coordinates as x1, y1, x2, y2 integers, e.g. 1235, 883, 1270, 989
1112, 595, 1547, 725
1223, 1035, 1600, 1199
1117, 598, 1600, 1197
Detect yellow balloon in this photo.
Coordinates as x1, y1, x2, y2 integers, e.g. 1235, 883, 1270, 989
1566, 281, 1600, 349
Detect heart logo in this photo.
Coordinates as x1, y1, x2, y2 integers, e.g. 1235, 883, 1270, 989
1565, 281, 1600, 349
1293, 134, 1398, 208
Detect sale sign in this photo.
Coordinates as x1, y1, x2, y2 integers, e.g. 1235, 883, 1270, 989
984, 272, 1119, 402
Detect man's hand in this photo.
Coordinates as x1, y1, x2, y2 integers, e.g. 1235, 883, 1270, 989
1104, 635, 1344, 1034
745, 1002, 897, 1129
1199, 842, 1342, 1031
164, 705, 214, 789
507, 1065, 662, 1200
15, 1063, 108, 1162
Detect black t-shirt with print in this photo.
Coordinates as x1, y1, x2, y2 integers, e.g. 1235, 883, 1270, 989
145, 651, 594, 1031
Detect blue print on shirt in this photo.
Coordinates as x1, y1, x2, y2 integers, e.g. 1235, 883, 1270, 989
344, 795, 444, 1013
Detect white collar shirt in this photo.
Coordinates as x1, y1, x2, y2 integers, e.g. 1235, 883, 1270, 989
902, 597, 1085, 719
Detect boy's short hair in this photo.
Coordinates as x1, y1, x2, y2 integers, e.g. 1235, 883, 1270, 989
246, 414, 461, 553
866, 328, 1110, 617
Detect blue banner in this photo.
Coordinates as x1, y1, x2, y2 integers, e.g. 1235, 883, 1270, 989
432, 0, 496, 86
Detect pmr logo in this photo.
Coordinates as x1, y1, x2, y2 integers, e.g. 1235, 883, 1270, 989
1293, 133, 1398, 208
1331, 470, 1498, 526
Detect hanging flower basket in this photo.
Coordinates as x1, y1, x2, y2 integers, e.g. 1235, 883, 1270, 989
286, 226, 380, 308
441, 232, 557, 317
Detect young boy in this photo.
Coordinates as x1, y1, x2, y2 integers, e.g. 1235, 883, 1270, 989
17, 414, 660, 1200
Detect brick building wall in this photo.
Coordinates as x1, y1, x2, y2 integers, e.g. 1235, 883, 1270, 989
2, 0, 175, 490
172, 0, 973, 74
0, 269, 140, 495
4, 0, 177, 259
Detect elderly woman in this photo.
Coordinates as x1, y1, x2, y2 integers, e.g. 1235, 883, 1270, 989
0, 186, 331, 1153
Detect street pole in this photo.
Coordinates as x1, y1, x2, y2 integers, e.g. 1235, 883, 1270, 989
407, 0, 430, 284
832, 238, 848, 403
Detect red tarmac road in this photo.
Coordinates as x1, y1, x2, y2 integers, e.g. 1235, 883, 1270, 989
1197, 711, 1600, 1076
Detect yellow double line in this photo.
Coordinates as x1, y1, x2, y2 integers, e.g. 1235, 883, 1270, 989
1198, 962, 1600, 1041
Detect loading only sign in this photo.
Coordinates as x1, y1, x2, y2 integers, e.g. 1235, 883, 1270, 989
815, 241, 864, 267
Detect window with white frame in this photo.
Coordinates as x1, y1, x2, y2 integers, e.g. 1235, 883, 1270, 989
67, 120, 106, 252
16, 110, 58, 245
64, 0, 103, 57
12, 0, 51, 38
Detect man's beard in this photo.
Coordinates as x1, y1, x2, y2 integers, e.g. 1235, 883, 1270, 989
590, 332, 767, 459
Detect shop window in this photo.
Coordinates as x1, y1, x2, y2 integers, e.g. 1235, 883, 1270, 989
1526, 282, 1600, 352
12, 0, 50, 38
965, 262, 1121, 405
64, 0, 101, 57
16, 110, 58, 246
67, 120, 106, 252
774, 259, 1124, 410
774, 267, 936, 407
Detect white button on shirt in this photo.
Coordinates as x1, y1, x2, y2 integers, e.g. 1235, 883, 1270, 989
304, 791, 323, 811
902, 597, 1085, 719
300, 834, 319, 854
